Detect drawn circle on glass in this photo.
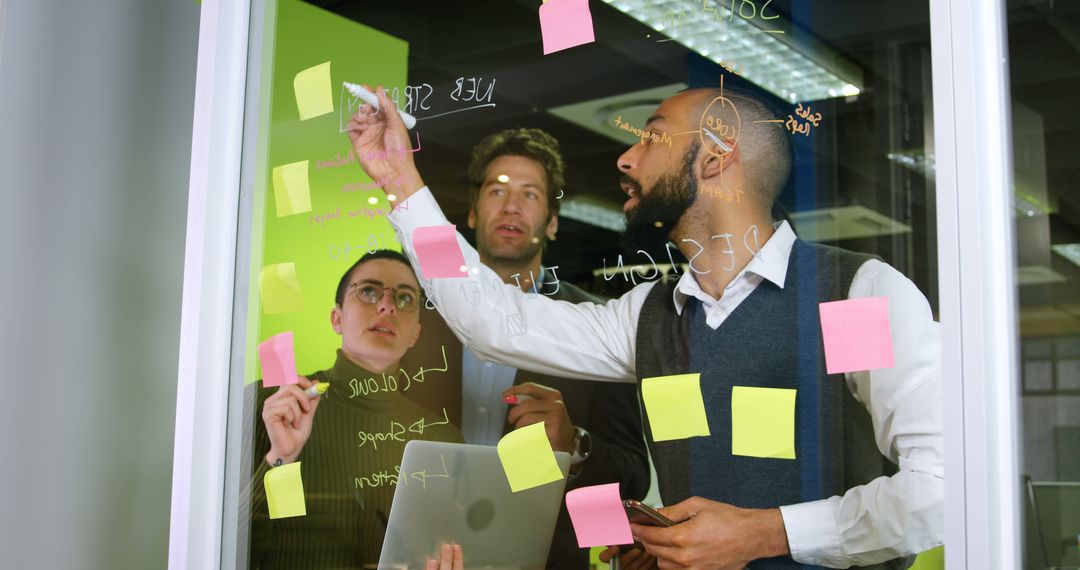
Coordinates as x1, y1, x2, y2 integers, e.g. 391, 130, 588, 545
698, 95, 741, 158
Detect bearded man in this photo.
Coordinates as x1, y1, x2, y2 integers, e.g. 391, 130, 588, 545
347, 86, 943, 570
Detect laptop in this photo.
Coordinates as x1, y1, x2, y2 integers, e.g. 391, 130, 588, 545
377, 440, 571, 570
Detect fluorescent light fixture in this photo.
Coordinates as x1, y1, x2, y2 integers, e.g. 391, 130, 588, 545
1017, 265, 1067, 286
559, 197, 627, 232
602, 0, 863, 102
789, 205, 911, 242
1052, 243, 1080, 268
1019, 305, 1080, 337
885, 152, 1057, 220
885, 151, 1057, 219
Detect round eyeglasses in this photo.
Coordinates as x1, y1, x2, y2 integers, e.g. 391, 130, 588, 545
347, 281, 421, 312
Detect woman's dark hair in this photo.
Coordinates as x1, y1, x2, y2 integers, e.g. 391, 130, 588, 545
334, 249, 417, 306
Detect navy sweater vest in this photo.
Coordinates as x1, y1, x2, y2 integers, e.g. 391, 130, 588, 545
635, 240, 909, 569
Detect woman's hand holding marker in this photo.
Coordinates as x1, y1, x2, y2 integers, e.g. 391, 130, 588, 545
262, 377, 328, 466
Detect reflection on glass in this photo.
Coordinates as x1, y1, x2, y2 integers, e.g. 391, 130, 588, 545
1007, 1, 1080, 568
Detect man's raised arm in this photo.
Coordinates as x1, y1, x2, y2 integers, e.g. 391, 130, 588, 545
346, 87, 643, 383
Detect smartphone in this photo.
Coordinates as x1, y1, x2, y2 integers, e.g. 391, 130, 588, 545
623, 499, 682, 527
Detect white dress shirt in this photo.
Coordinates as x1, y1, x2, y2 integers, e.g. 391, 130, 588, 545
460, 268, 555, 446
461, 346, 517, 446
390, 187, 943, 567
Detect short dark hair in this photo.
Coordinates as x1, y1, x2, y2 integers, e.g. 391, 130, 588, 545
334, 249, 417, 306
685, 87, 792, 210
466, 128, 565, 217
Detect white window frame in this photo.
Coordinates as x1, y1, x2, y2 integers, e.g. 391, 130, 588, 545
169, 0, 1025, 567
168, 1, 250, 568
930, 0, 1023, 567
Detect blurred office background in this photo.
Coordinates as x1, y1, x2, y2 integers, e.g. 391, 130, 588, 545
1008, 1, 1080, 567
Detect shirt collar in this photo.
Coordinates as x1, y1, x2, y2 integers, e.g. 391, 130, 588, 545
671, 221, 797, 314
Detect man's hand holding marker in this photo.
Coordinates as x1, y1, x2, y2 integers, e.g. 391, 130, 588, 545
503, 383, 577, 454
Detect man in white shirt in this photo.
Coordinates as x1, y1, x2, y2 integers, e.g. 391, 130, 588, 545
345, 86, 943, 569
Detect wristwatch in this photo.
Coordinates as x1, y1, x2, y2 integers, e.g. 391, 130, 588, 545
569, 426, 592, 465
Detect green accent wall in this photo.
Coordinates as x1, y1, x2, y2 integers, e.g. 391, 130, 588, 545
246, 0, 408, 383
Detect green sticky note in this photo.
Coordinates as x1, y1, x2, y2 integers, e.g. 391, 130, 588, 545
271, 160, 312, 217
496, 421, 564, 492
731, 386, 797, 459
265, 462, 306, 519
641, 373, 711, 441
293, 61, 334, 120
259, 262, 304, 314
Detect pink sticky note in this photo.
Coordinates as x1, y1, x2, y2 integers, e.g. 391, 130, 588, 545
259, 331, 299, 388
412, 225, 469, 279
565, 483, 633, 548
819, 297, 895, 374
539, 0, 596, 55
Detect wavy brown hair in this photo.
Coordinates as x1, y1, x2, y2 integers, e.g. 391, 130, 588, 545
466, 127, 565, 218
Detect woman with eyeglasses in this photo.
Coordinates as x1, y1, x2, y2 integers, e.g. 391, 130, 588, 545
249, 250, 464, 570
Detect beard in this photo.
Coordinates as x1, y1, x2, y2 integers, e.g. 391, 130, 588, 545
621, 144, 699, 253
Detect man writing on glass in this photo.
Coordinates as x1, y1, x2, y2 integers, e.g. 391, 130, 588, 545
346, 86, 943, 569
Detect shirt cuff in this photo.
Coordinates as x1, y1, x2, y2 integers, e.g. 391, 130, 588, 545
779, 499, 844, 566
388, 186, 451, 238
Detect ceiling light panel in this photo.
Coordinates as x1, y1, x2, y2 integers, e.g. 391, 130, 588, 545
560, 198, 628, 232
602, 0, 863, 102
789, 205, 911, 241
1052, 244, 1080, 269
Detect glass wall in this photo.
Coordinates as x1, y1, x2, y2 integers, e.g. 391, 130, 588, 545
1007, 1, 1080, 568
223, 1, 945, 568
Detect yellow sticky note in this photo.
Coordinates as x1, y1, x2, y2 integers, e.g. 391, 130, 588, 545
271, 160, 312, 217
265, 462, 306, 519
259, 262, 304, 314
293, 61, 334, 120
496, 421, 564, 492
641, 373, 710, 441
731, 386, 797, 460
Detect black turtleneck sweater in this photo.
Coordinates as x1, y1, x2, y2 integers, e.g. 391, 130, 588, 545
247, 350, 463, 569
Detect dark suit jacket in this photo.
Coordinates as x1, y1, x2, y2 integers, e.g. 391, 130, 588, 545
399, 271, 650, 569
